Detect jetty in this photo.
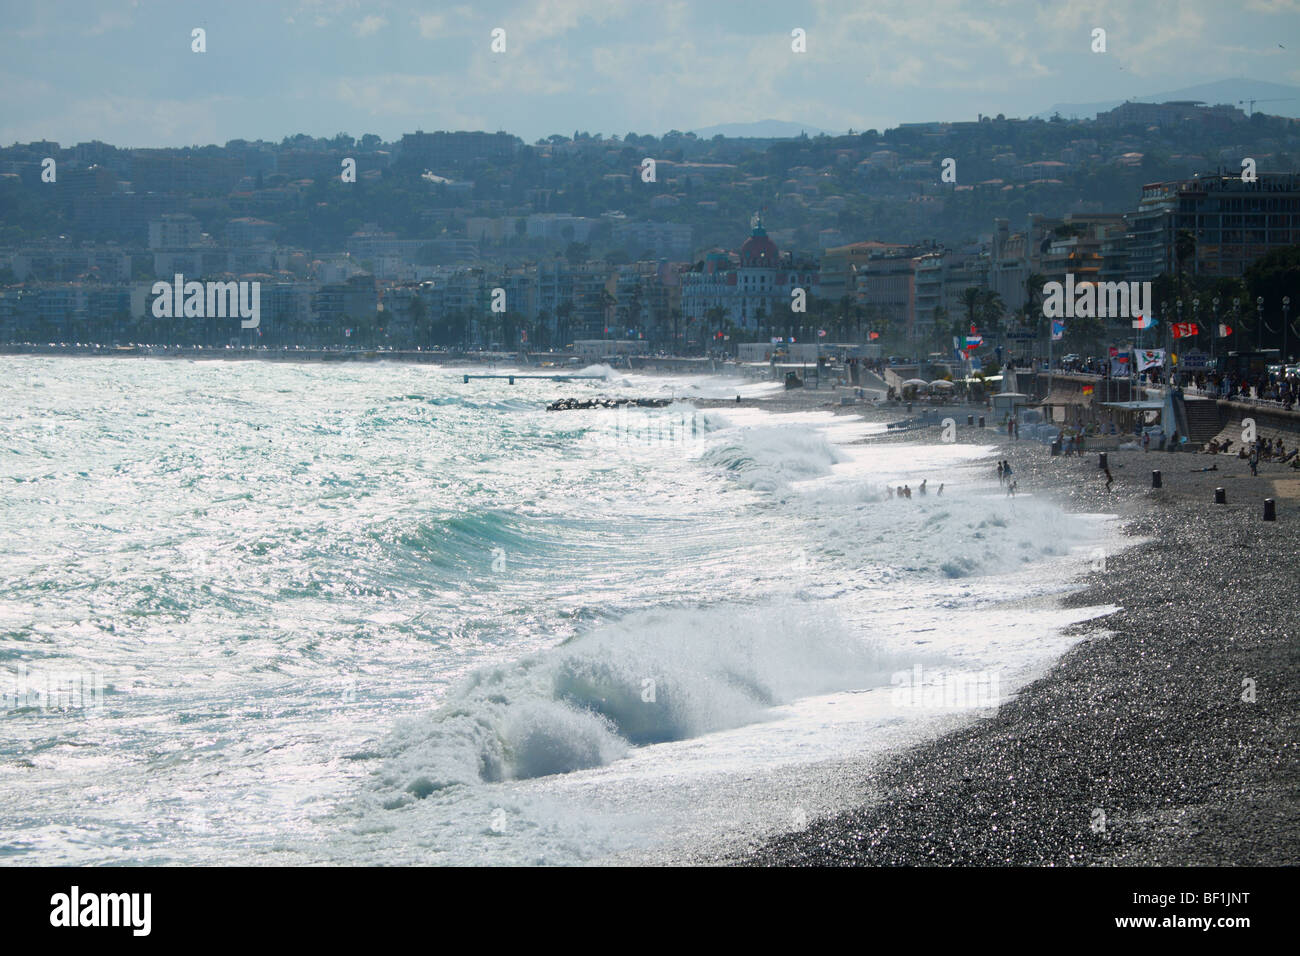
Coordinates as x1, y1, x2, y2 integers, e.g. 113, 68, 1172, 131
547, 397, 673, 411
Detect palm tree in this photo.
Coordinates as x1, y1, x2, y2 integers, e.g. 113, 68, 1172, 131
1174, 229, 1196, 281
556, 301, 574, 349
1023, 273, 1046, 326
752, 305, 768, 345
931, 305, 950, 354
961, 287, 983, 332
704, 306, 726, 353
980, 291, 1006, 340
598, 289, 617, 338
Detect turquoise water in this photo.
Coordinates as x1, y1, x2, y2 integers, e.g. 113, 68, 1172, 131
0, 357, 1114, 864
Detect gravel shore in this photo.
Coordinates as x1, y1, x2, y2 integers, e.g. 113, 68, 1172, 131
707, 386, 1298, 866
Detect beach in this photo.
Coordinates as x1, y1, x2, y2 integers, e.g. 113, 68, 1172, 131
719, 387, 1299, 866
2, 357, 1294, 867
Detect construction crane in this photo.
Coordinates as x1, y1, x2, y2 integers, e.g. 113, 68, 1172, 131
1238, 97, 1296, 117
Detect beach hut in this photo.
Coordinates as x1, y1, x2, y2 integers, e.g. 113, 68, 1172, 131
992, 392, 1031, 421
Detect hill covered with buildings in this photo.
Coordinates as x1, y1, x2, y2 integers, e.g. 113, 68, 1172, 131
2, 99, 1298, 359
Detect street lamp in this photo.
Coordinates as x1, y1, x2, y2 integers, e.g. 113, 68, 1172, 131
1212, 297, 1220, 366
1284, 296, 1292, 363
1257, 296, 1265, 350
1175, 300, 1182, 384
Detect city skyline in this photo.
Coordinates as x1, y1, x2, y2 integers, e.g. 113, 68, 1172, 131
4, 0, 1300, 148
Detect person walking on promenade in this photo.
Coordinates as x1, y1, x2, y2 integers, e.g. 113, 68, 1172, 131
1250, 448, 1259, 477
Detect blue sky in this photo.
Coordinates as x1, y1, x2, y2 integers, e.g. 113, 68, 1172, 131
2, 0, 1299, 147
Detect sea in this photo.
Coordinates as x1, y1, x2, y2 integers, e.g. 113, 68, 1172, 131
0, 356, 1121, 865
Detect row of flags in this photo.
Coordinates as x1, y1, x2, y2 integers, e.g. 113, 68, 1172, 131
770, 331, 883, 344
1050, 314, 1233, 341
1106, 346, 1168, 375
951, 325, 984, 363
1170, 322, 1234, 339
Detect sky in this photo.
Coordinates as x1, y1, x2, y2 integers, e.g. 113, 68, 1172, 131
2, 0, 1299, 148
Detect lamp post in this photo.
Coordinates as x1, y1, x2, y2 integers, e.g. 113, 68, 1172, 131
1191, 298, 1201, 389
1257, 296, 1265, 350
1211, 296, 1220, 368
1284, 296, 1292, 364
1175, 300, 1183, 387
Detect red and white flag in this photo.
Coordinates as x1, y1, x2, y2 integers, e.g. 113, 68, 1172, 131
1172, 322, 1199, 339
1219, 323, 1233, 337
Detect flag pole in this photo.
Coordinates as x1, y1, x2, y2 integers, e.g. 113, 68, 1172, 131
1047, 311, 1053, 409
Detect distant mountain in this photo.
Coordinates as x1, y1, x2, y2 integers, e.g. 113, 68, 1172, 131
689, 120, 838, 139
1036, 78, 1300, 121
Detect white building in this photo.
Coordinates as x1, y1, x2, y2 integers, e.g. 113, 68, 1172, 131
679, 218, 818, 331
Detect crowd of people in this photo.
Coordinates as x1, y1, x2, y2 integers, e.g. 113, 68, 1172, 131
1202, 434, 1300, 470
1181, 368, 1299, 408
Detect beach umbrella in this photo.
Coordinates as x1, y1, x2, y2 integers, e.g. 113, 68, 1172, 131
929, 380, 955, 389
901, 378, 928, 387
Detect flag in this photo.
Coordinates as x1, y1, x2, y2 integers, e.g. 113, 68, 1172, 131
817, 329, 827, 337
1137, 348, 1165, 371
869, 331, 879, 340
1051, 319, 1065, 341
1172, 322, 1199, 339
965, 334, 982, 348
1219, 323, 1233, 337
1081, 384, 1094, 396
1132, 313, 1156, 329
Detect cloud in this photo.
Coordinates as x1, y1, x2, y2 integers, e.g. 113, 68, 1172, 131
354, 15, 387, 37
416, 14, 446, 38
83, 1, 139, 37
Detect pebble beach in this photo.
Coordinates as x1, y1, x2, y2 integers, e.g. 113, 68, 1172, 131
706, 385, 1299, 866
